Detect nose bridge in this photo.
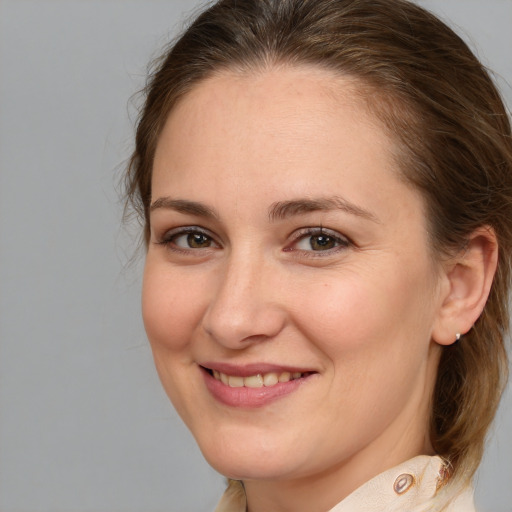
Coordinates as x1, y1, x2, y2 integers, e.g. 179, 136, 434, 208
202, 246, 285, 347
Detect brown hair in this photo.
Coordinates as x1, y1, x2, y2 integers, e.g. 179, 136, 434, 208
125, 0, 512, 484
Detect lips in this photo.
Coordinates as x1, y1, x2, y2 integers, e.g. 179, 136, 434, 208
200, 363, 316, 408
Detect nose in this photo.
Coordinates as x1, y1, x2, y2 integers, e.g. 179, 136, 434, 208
201, 252, 287, 349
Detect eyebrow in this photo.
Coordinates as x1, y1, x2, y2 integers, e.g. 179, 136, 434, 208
149, 197, 219, 219
268, 197, 379, 223
149, 195, 379, 223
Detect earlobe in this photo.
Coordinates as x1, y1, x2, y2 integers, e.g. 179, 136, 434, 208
432, 227, 498, 346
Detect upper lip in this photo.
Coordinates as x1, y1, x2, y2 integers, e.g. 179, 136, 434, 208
199, 362, 317, 377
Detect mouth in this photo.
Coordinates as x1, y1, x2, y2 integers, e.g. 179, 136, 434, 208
199, 364, 317, 408
203, 368, 312, 388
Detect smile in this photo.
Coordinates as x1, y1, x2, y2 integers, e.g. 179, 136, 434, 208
211, 370, 305, 388
200, 365, 316, 407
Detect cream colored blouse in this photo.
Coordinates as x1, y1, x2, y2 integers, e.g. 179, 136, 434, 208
214, 455, 475, 512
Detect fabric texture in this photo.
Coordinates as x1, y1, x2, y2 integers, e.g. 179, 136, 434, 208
214, 455, 475, 512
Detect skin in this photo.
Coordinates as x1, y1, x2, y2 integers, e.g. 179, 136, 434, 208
142, 66, 494, 512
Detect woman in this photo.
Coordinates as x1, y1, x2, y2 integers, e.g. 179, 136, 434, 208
125, 0, 512, 510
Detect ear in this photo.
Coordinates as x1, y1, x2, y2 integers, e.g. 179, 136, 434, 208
432, 226, 498, 346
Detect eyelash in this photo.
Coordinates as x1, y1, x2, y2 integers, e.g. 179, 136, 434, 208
286, 227, 351, 257
155, 226, 351, 256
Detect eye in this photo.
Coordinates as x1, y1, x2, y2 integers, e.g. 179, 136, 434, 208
156, 226, 219, 252
296, 233, 337, 251
174, 232, 213, 249
290, 228, 350, 253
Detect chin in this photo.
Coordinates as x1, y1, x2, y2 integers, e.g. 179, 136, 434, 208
194, 428, 307, 481
206, 453, 300, 481
199, 437, 322, 480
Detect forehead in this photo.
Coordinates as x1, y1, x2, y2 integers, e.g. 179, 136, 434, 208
153, 65, 395, 190
175, 65, 367, 118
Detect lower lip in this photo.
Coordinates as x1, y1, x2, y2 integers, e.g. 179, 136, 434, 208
202, 369, 309, 408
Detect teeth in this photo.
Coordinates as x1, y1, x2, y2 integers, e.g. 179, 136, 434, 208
244, 374, 264, 388
212, 370, 305, 388
228, 375, 244, 388
263, 372, 279, 386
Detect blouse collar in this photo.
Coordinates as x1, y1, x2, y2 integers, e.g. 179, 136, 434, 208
214, 455, 475, 512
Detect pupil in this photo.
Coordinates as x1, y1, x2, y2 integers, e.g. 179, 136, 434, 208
188, 233, 210, 248
311, 235, 334, 250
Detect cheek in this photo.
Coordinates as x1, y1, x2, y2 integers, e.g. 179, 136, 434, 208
141, 259, 206, 353
141, 260, 208, 422
292, 270, 435, 434
292, 273, 389, 349
292, 262, 435, 361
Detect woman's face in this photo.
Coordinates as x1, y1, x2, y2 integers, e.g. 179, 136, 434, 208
143, 66, 446, 485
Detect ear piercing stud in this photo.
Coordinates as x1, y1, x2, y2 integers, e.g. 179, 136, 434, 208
455, 333, 461, 342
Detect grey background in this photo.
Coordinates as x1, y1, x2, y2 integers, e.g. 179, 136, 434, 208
0, 1, 510, 511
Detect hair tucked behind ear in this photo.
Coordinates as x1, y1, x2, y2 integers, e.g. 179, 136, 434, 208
125, 0, 512, 484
